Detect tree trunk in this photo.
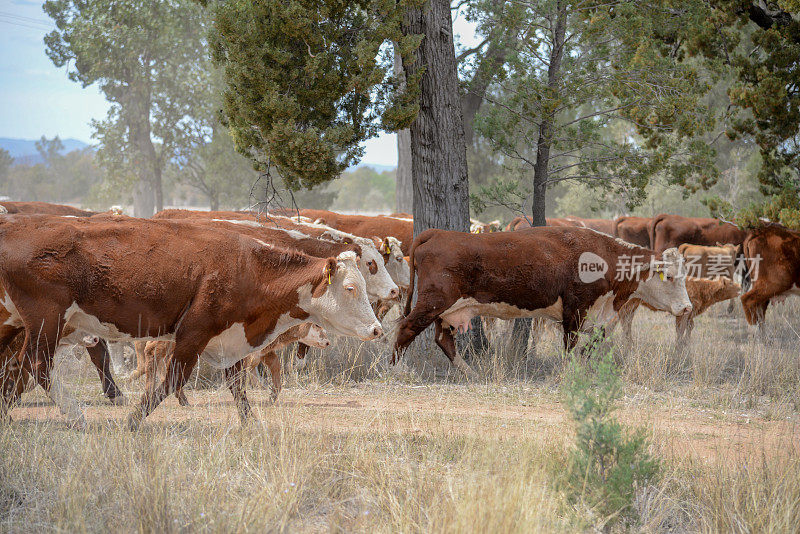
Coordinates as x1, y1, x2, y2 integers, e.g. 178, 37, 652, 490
403, 0, 470, 235
126, 87, 161, 217
530, 2, 567, 227
393, 42, 413, 214
132, 179, 155, 218
210, 193, 219, 211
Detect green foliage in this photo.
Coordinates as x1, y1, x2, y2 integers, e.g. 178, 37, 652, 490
210, 0, 423, 189
0, 137, 104, 204
473, 1, 716, 219
328, 166, 396, 213
0, 149, 12, 188
561, 339, 660, 525
44, 0, 213, 213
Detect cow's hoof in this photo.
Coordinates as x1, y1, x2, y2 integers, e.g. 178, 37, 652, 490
108, 394, 127, 406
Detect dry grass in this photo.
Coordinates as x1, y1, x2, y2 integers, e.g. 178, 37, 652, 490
2, 297, 800, 531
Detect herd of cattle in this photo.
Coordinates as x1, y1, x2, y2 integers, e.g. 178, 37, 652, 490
0, 201, 797, 430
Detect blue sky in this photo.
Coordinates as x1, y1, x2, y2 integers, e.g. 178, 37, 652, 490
0, 0, 477, 167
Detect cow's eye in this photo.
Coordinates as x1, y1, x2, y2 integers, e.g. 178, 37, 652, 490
666, 274, 673, 282
346, 285, 356, 293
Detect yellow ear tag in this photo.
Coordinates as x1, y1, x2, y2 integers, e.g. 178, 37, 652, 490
384, 243, 391, 254
328, 269, 332, 285
658, 271, 665, 281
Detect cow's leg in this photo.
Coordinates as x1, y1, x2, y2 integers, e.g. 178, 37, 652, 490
741, 290, 770, 339
675, 314, 694, 351
86, 339, 125, 404
128, 340, 148, 381
561, 304, 586, 353
23, 314, 86, 429
261, 350, 282, 402
0, 329, 25, 420
126, 334, 204, 431
393, 294, 453, 364
434, 319, 477, 379
224, 359, 251, 423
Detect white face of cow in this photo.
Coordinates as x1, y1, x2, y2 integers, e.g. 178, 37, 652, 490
354, 245, 399, 302
305, 252, 383, 341
299, 323, 330, 348
383, 239, 410, 289
633, 248, 693, 316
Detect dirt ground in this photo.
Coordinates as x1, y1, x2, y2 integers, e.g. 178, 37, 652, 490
11, 378, 798, 467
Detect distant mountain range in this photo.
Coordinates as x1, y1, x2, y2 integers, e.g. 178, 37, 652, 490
0, 137, 90, 165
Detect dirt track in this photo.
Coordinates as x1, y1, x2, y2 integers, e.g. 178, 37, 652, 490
11, 381, 798, 466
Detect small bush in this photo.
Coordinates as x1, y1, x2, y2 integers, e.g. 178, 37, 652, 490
561, 337, 660, 526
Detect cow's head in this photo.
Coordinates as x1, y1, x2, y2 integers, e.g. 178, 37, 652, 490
632, 248, 693, 316
375, 236, 410, 289
350, 240, 398, 302
715, 276, 742, 301
298, 323, 330, 349
308, 252, 383, 341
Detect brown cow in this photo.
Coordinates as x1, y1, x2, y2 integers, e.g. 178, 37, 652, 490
613, 216, 651, 247
274, 209, 414, 255
0, 201, 95, 217
394, 227, 692, 375
0, 215, 381, 429
614, 277, 741, 348
677, 243, 738, 279
648, 214, 748, 254
504, 217, 583, 231
564, 217, 615, 235
136, 323, 330, 405
739, 224, 800, 332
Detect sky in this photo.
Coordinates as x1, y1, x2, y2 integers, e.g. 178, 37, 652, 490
0, 0, 477, 167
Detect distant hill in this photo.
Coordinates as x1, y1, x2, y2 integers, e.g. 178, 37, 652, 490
0, 137, 91, 165
348, 162, 396, 173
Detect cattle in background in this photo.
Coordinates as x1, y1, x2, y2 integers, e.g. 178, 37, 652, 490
394, 227, 692, 375
564, 217, 615, 235
0, 201, 96, 217
0, 215, 381, 429
613, 277, 740, 349
648, 214, 748, 254
153, 209, 411, 293
274, 209, 414, 255
504, 217, 580, 231
739, 224, 800, 332
470, 219, 502, 234
613, 216, 651, 247
677, 244, 738, 279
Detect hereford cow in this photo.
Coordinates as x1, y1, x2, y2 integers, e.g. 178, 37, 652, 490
739, 224, 800, 332
0, 201, 95, 217
504, 217, 586, 231
613, 216, 651, 247
648, 214, 748, 254
274, 209, 414, 255
136, 323, 330, 405
394, 227, 692, 375
565, 217, 615, 235
470, 219, 503, 234
613, 277, 741, 349
0, 215, 382, 429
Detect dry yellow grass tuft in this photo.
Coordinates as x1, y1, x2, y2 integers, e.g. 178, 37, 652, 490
1, 297, 799, 531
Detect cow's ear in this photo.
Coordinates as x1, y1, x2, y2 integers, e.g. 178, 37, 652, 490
380, 237, 392, 256
313, 258, 338, 297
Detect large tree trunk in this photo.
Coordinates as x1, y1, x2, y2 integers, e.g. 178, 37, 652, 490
126, 87, 162, 217
393, 42, 413, 214
403, 0, 470, 235
530, 2, 567, 227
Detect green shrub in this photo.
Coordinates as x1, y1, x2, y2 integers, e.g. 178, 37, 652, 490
561, 338, 660, 526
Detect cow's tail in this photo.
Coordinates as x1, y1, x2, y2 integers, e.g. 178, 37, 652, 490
648, 214, 666, 250
403, 230, 435, 317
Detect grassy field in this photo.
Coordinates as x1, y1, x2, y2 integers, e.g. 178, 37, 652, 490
1, 299, 799, 532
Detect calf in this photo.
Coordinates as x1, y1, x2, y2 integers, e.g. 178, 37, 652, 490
394, 227, 692, 375
136, 323, 330, 405
649, 214, 747, 254
0, 215, 381, 429
740, 224, 800, 332
614, 277, 741, 348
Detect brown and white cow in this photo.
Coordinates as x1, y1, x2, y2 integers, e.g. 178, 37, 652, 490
613, 277, 741, 349
0, 201, 96, 217
504, 216, 587, 232
136, 323, 330, 406
613, 216, 651, 247
564, 217, 615, 235
648, 214, 748, 254
394, 227, 692, 375
470, 219, 503, 234
739, 223, 800, 333
0, 215, 381, 429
